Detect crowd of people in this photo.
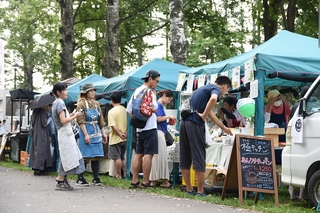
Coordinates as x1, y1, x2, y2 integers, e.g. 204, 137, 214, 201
11, 69, 308, 201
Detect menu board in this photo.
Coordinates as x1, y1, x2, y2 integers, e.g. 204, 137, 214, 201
221, 134, 279, 206
239, 136, 274, 190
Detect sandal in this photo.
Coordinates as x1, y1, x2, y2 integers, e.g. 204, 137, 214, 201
129, 181, 140, 188
140, 182, 150, 189
150, 182, 160, 188
161, 183, 173, 188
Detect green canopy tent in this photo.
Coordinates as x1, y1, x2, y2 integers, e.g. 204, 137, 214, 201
179, 30, 320, 136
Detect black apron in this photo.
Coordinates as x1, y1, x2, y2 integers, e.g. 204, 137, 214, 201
269, 103, 287, 142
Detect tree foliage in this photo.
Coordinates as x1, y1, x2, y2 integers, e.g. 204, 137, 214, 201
0, 0, 319, 91
0, 0, 61, 90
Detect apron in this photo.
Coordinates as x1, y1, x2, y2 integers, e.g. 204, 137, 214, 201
269, 103, 287, 142
78, 100, 104, 158
58, 110, 83, 172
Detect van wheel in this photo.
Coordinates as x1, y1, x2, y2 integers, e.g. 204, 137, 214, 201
307, 170, 320, 207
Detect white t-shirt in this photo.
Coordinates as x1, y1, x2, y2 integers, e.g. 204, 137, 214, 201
127, 85, 158, 132
0, 125, 4, 135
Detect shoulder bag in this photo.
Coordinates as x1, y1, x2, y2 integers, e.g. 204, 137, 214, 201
158, 124, 174, 146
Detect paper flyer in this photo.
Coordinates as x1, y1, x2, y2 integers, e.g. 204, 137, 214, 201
244, 59, 255, 84
186, 74, 195, 93
249, 79, 258, 98
197, 75, 206, 88
293, 117, 303, 143
176, 73, 186, 91
231, 66, 240, 89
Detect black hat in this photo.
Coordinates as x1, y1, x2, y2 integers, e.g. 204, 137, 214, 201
141, 70, 160, 80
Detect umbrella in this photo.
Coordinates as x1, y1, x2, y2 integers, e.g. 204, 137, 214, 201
27, 94, 55, 109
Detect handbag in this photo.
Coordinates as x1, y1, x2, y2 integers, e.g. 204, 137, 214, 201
158, 124, 174, 146
71, 119, 80, 140
180, 98, 194, 119
164, 133, 174, 146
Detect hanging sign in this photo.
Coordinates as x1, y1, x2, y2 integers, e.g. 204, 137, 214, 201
244, 59, 255, 84
176, 73, 187, 91
197, 75, 206, 88
186, 74, 195, 93
231, 66, 240, 89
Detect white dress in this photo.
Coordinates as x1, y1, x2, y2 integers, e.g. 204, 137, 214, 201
149, 130, 170, 181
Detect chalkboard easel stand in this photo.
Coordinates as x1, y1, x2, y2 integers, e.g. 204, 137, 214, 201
221, 134, 279, 207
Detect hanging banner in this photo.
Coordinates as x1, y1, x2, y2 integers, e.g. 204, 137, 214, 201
186, 74, 195, 94
210, 74, 218, 84
231, 66, 240, 89
176, 73, 186, 91
244, 59, 255, 85
250, 79, 258, 98
197, 75, 206, 88
0, 40, 5, 90
220, 70, 229, 77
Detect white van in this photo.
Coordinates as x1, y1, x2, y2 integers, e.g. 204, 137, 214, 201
282, 75, 320, 207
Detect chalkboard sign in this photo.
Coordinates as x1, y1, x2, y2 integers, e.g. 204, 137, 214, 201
221, 134, 279, 206
239, 136, 274, 190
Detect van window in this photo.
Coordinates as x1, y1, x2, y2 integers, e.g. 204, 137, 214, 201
306, 86, 320, 115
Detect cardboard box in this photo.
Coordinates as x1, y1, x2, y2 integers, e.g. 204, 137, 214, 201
264, 128, 285, 135
205, 166, 226, 186
264, 128, 285, 147
20, 151, 29, 166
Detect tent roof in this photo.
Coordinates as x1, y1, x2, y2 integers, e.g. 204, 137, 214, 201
180, 30, 320, 86
9, 89, 40, 100
94, 58, 189, 94
65, 73, 107, 105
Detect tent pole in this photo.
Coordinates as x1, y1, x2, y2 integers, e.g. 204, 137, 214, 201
125, 90, 134, 180
254, 69, 265, 136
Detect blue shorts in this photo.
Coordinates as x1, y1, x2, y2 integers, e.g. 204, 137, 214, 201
136, 128, 158, 155
179, 120, 206, 172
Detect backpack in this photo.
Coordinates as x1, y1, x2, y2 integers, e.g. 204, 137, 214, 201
130, 89, 153, 128
132, 89, 153, 121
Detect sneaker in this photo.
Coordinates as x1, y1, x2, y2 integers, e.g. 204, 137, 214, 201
185, 190, 197, 195
55, 181, 73, 191
195, 192, 207, 197
92, 178, 103, 186
76, 178, 89, 186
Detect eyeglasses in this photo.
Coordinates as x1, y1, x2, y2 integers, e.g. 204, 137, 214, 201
154, 79, 159, 83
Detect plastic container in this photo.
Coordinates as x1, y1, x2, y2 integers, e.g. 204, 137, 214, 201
182, 164, 197, 187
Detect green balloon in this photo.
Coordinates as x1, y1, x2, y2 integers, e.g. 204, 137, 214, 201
237, 98, 255, 118
238, 103, 255, 118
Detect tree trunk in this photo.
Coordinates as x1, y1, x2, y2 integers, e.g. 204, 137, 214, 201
104, 0, 120, 78
284, 0, 297, 32
169, 0, 188, 65
24, 64, 34, 91
262, 0, 282, 41
57, 0, 75, 80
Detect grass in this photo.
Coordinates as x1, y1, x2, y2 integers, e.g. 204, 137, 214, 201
0, 158, 317, 213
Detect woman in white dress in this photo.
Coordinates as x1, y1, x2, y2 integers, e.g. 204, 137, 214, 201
149, 89, 176, 188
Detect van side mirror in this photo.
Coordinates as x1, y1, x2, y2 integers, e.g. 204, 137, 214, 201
299, 98, 306, 118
